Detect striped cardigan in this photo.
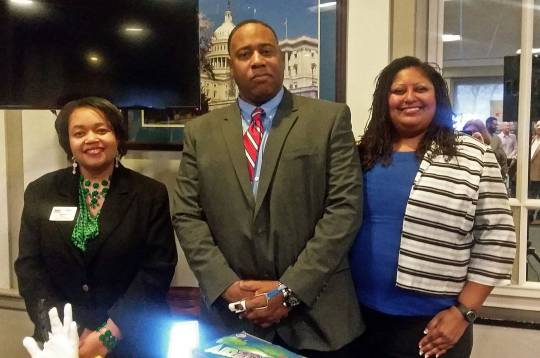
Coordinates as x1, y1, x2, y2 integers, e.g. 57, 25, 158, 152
396, 134, 516, 295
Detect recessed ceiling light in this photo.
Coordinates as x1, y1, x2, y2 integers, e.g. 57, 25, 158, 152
86, 52, 102, 66
442, 34, 461, 42
125, 27, 144, 33
10, 0, 33, 6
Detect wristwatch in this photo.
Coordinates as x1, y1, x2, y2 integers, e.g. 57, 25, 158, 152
278, 283, 300, 308
454, 303, 478, 323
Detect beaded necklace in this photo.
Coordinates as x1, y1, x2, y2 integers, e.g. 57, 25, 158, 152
71, 176, 111, 251
81, 176, 111, 208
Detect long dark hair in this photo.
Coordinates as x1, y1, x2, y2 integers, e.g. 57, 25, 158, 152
358, 56, 456, 170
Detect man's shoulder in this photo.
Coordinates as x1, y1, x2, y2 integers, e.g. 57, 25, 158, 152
291, 93, 347, 111
498, 132, 517, 140
290, 95, 349, 123
491, 133, 503, 143
186, 104, 237, 129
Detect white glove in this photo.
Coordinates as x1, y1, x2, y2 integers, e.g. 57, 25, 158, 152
23, 303, 79, 358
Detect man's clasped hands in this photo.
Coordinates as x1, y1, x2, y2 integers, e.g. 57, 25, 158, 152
223, 280, 290, 328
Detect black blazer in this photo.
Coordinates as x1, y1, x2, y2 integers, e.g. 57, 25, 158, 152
15, 165, 178, 357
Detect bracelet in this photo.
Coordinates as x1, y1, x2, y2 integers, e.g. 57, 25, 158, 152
278, 282, 300, 308
251, 284, 288, 311
95, 323, 119, 351
265, 283, 287, 300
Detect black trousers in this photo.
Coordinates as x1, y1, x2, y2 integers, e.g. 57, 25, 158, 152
355, 305, 473, 358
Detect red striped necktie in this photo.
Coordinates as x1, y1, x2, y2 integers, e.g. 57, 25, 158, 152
243, 107, 265, 182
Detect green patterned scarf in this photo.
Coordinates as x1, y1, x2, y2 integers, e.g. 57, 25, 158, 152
71, 177, 103, 251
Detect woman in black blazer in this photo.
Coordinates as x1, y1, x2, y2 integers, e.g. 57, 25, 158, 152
15, 97, 178, 357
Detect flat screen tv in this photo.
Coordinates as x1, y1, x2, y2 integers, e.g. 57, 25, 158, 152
0, 0, 200, 109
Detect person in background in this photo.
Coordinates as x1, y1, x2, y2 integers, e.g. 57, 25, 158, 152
486, 116, 506, 161
463, 119, 508, 179
15, 97, 178, 358
173, 19, 363, 357
352, 56, 516, 358
499, 121, 518, 159
530, 121, 540, 201
499, 121, 518, 196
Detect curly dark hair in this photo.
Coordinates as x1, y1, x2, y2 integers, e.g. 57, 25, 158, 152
358, 56, 457, 170
55, 97, 128, 159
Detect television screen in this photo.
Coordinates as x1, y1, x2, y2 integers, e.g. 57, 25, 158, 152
0, 0, 200, 109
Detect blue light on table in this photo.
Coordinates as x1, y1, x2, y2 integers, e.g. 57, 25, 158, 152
167, 320, 199, 358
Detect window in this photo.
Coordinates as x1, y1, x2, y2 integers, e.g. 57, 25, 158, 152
451, 78, 503, 130
441, 0, 540, 293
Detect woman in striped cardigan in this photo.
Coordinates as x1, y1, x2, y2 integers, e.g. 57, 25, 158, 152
351, 56, 516, 358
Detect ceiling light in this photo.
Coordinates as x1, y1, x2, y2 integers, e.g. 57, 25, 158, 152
516, 48, 540, 54
10, 0, 34, 6
442, 34, 461, 42
125, 27, 144, 33
86, 52, 102, 66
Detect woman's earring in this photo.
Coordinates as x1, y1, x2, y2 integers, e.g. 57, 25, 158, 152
71, 157, 78, 175
115, 155, 120, 168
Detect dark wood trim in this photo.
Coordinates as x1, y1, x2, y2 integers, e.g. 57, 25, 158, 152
476, 317, 540, 330
126, 142, 183, 151
335, 0, 348, 103
167, 287, 200, 319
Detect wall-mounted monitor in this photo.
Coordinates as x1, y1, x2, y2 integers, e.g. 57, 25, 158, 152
0, 0, 200, 109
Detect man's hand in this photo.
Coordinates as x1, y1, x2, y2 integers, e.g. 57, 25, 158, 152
418, 306, 469, 357
23, 303, 79, 358
222, 280, 256, 303
239, 280, 290, 328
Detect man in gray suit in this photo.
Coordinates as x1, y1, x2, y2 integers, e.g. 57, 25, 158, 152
485, 116, 508, 179
173, 19, 363, 356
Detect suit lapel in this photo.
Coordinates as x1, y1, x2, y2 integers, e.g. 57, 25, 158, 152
254, 91, 298, 216
84, 166, 135, 265
54, 170, 85, 267
221, 104, 256, 207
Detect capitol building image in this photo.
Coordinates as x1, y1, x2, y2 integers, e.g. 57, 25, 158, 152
200, 2, 319, 111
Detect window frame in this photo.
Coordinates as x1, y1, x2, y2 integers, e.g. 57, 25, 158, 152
432, 0, 540, 309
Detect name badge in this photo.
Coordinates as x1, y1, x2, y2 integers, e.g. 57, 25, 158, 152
49, 207, 77, 221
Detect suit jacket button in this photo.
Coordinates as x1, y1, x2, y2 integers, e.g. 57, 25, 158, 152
82, 284, 89, 292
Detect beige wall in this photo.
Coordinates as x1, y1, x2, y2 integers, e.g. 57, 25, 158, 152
0, 1, 392, 291
0, 112, 9, 288
391, 0, 417, 59
347, 1, 390, 137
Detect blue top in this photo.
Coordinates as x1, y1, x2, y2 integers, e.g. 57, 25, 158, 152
238, 87, 284, 196
350, 151, 456, 316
